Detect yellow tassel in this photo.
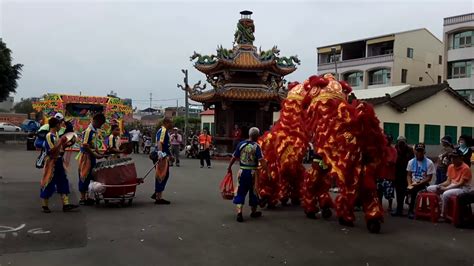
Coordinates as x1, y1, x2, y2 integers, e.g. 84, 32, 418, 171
236, 204, 243, 213
62, 194, 70, 205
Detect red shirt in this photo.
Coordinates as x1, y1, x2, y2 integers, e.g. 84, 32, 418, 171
199, 134, 212, 149
381, 146, 397, 181
233, 129, 242, 140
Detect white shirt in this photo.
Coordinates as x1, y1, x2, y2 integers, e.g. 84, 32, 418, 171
406, 157, 436, 183
130, 130, 141, 142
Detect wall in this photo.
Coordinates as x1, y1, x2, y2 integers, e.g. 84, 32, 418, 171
443, 18, 474, 103
318, 61, 394, 89
273, 112, 280, 123
393, 30, 444, 86
200, 114, 215, 134
0, 113, 28, 126
448, 77, 474, 92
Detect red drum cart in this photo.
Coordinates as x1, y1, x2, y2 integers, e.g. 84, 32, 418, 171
92, 157, 140, 206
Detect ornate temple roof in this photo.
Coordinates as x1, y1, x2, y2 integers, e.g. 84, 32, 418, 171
187, 11, 298, 103
192, 45, 299, 76
188, 83, 284, 102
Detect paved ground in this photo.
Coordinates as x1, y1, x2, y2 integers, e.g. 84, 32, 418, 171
0, 144, 473, 266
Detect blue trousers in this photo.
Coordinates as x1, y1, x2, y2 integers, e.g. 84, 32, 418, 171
40, 157, 70, 199
233, 169, 258, 207
78, 158, 96, 193
155, 166, 170, 193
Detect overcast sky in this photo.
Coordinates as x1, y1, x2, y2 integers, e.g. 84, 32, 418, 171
1, 0, 473, 109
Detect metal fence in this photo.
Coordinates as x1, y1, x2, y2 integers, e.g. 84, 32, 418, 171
0, 132, 29, 144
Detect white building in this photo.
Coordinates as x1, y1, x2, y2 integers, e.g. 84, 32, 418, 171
317, 29, 444, 90
353, 82, 473, 153
200, 109, 215, 135
443, 13, 474, 103
0, 97, 14, 112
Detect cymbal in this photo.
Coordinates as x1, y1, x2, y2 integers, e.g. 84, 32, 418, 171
63, 132, 78, 143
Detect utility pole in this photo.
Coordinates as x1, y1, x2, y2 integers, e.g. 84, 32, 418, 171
177, 69, 205, 142
331, 47, 339, 80
149, 93, 152, 110
179, 69, 190, 141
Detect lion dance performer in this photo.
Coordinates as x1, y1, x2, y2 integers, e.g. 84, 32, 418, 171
257, 81, 310, 207
301, 74, 387, 233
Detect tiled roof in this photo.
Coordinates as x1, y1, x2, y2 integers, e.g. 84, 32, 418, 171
194, 50, 296, 76
200, 109, 215, 116
360, 82, 474, 111
189, 87, 282, 103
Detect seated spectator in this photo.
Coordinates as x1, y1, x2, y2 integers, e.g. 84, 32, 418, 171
436, 136, 454, 184
457, 135, 472, 167
406, 143, 436, 219
427, 149, 472, 220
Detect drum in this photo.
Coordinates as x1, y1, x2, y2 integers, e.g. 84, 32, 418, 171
92, 158, 138, 197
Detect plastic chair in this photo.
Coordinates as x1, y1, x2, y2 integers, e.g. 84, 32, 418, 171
445, 195, 473, 227
414, 192, 440, 223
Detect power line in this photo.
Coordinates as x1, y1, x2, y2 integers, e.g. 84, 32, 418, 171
132, 98, 185, 102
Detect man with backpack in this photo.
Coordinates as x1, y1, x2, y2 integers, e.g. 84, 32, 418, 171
227, 127, 267, 223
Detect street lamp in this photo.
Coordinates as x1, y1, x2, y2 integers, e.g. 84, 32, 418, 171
425, 71, 435, 84
331, 47, 338, 80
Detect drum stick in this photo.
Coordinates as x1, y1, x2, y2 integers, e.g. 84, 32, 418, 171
141, 160, 160, 181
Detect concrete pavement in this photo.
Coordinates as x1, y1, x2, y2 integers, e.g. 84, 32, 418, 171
0, 144, 473, 266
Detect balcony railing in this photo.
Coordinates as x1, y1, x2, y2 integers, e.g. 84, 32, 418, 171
318, 54, 394, 71
444, 13, 474, 26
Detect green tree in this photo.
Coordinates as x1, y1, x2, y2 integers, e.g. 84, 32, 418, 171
0, 39, 23, 101
171, 116, 201, 131
13, 98, 34, 114
172, 116, 185, 129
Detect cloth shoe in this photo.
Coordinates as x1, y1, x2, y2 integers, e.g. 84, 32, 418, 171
250, 211, 262, 218
85, 199, 95, 206
236, 213, 243, 222
155, 199, 171, 205
63, 204, 79, 212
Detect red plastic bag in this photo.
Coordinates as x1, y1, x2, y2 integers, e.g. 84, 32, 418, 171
220, 172, 234, 200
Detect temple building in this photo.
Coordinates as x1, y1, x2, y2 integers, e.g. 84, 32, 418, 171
187, 10, 299, 153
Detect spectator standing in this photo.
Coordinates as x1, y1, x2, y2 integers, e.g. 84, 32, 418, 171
377, 135, 397, 211
391, 136, 414, 216
198, 129, 212, 168
170, 127, 183, 167
436, 136, 454, 184
129, 128, 141, 154
232, 124, 242, 149
427, 149, 472, 220
143, 132, 152, 154
457, 135, 472, 167
406, 143, 436, 219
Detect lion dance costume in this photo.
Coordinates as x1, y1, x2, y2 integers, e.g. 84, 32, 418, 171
257, 81, 310, 207
259, 74, 387, 233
